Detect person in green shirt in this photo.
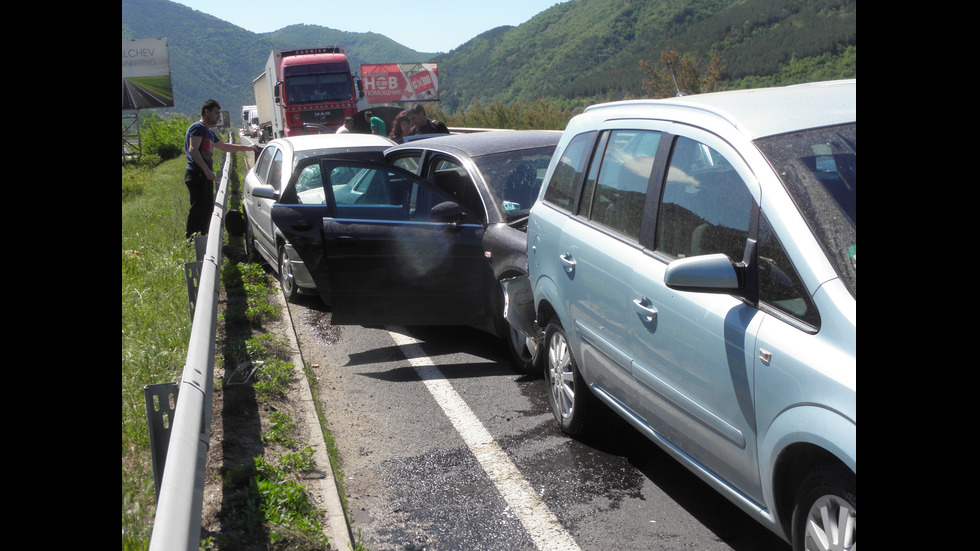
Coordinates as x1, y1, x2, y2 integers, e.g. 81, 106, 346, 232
364, 110, 386, 137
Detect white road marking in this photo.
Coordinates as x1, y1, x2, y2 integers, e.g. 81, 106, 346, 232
387, 327, 582, 551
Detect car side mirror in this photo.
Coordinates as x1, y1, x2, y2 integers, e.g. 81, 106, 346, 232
430, 201, 465, 223
664, 253, 741, 292
252, 185, 278, 200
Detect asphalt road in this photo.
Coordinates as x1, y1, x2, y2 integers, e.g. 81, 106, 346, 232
282, 292, 791, 551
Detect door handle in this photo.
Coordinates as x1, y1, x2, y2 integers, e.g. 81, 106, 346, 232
290, 220, 313, 231
633, 298, 658, 323
558, 252, 576, 273
334, 235, 359, 247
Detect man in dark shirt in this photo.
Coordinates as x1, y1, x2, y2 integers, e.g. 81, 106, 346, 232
184, 99, 259, 238
406, 104, 449, 136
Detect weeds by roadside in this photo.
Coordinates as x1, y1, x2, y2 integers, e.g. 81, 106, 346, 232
221, 263, 281, 325
212, 329, 329, 551
209, 261, 331, 550
122, 129, 336, 550
215, 454, 327, 550
122, 155, 197, 549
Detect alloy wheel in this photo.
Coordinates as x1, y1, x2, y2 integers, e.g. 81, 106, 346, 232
548, 329, 574, 420
802, 494, 856, 551
279, 247, 296, 300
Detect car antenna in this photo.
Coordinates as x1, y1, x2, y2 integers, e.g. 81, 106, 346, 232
667, 59, 687, 97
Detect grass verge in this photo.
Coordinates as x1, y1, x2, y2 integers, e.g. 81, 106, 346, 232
122, 155, 196, 548
122, 145, 345, 550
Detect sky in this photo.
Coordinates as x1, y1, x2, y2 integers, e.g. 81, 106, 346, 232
171, 0, 568, 54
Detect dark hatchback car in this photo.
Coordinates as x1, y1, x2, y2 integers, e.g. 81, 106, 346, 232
271, 130, 560, 370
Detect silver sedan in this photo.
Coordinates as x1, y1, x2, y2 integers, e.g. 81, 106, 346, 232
242, 133, 394, 299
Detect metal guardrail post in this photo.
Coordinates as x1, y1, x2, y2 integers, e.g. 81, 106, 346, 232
143, 382, 179, 501
148, 149, 233, 551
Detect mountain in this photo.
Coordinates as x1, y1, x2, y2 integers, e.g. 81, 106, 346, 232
122, 0, 855, 118
261, 24, 439, 64
436, 0, 855, 110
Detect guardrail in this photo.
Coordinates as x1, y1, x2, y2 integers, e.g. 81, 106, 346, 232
146, 149, 233, 551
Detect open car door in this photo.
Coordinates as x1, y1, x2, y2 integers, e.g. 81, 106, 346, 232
272, 159, 491, 327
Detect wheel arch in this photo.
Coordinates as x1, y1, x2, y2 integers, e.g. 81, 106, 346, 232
532, 274, 563, 334
764, 406, 856, 538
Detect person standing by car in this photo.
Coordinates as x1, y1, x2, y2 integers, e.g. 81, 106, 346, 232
406, 104, 449, 136
336, 116, 354, 134
388, 110, 411, 143
364, 110, 387, 137
184, 99, 259, 239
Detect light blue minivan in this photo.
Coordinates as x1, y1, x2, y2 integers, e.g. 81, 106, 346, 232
506, 81, 855, 551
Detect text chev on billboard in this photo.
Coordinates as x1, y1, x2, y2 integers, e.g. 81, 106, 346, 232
360, 63, 439, 104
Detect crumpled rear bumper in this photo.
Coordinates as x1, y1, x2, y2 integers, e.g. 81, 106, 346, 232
500, 275, 542, 344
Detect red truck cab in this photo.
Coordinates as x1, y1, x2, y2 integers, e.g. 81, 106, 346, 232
276, 47, 361, 135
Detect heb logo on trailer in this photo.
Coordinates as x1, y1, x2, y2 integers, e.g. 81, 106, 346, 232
361, 63, 439, 104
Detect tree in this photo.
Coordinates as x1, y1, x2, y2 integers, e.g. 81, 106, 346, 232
639, 49, 724, 98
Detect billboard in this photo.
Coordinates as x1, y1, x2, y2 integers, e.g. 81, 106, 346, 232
123, 39, 175, 110
360, 63, 439, 104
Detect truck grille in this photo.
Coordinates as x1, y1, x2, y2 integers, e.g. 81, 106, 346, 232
300, 109, 342, 125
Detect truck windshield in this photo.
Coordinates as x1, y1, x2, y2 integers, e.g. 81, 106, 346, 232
284, 72, 353, 104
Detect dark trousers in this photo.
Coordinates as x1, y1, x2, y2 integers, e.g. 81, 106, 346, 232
185, 169, 214, 239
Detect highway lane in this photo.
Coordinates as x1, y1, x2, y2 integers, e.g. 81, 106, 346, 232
282, 293, 790, 551
234, 131, 789, 550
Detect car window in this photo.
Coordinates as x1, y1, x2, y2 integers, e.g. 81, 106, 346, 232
266, 149, 283, 191
294, 164, 326, 205
319, 159, 467, 224
586, 130, 662, 240
754, 123, 855, 297
331, 167, 393, 205
389, 154, 420, 174
473, 146, 555, 222
254, 146, 276, 184
544, 132, 594, 212
656, 136, 753, 261
431, 159, 485, 222
325, 165, 417, 221
757, 212, 820, 328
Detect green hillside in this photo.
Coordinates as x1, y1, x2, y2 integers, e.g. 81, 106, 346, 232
262, 24, 439, 64
122, 0, 855, 118
437, 0, 855, 110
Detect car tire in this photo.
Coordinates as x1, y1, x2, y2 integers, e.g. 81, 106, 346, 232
791, 464, 856, 551
278, 245, 297, 301
544, 319, 594, 436
244, 215, 256, 263
494, 278, 542, 377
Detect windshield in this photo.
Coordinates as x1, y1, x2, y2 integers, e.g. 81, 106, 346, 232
473, 146, 556, 222
284, 72, 353, 104
754, 123, 856, 297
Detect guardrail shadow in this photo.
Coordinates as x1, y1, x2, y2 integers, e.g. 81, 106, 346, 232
209, 258, 267, 545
